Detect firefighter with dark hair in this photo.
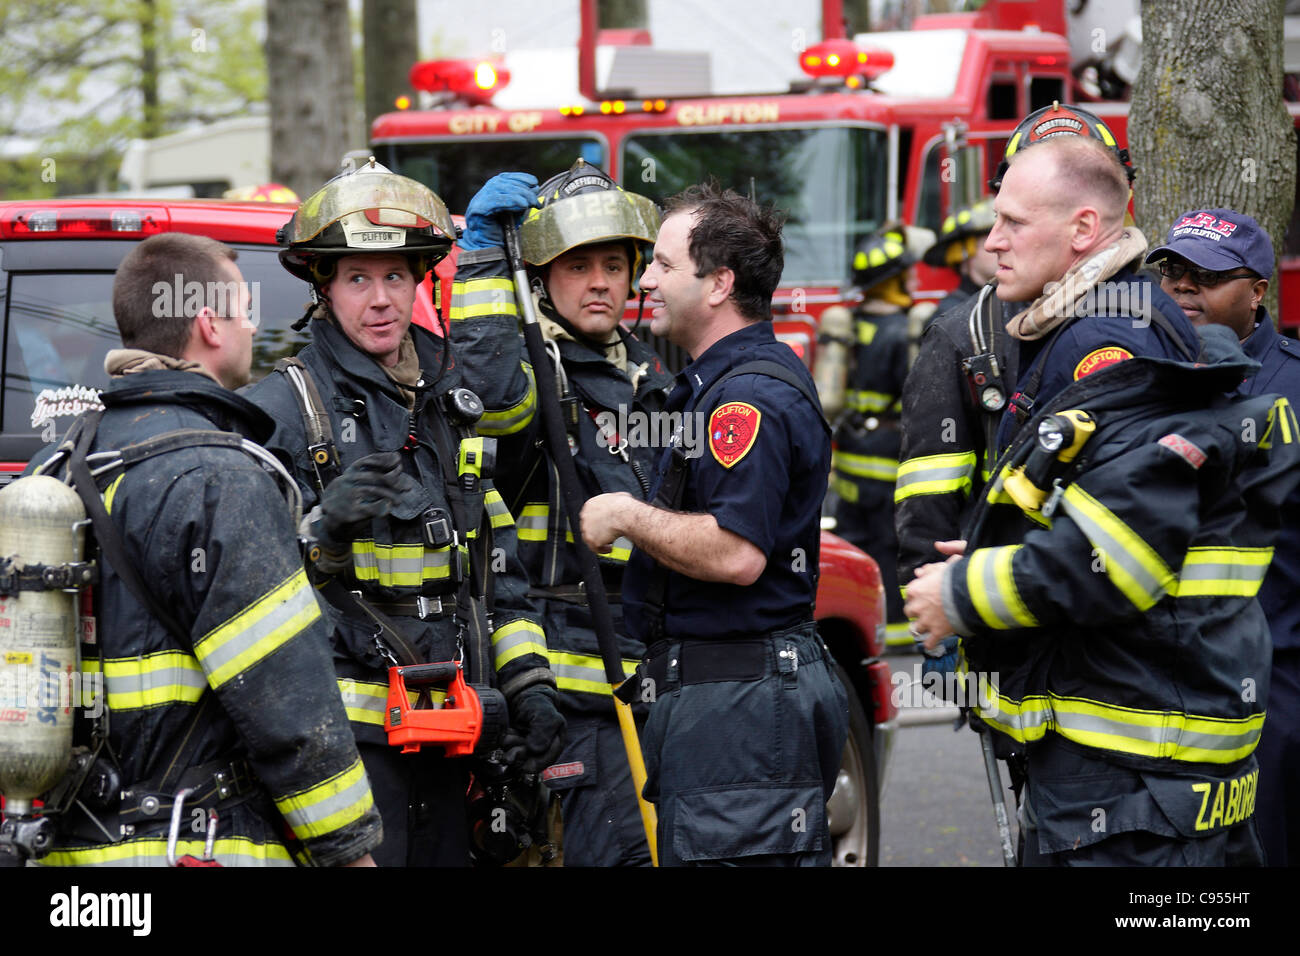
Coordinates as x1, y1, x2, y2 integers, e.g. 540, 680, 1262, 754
10, 232, 381, 867
448, 160, 669, 866
830, 222, 933, 647
244, 160, 561, 867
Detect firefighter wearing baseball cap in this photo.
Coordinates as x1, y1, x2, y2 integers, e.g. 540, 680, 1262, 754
447, 160, 668, 866
830, 222, 933, 646
245, 159, 562, 866
1149, 208, 1300, 866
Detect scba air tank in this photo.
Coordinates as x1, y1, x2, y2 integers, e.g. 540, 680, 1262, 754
0, 476, 85, 816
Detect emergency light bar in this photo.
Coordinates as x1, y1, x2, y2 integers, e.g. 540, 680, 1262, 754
799, 40, 894, 81
0, 207, 168, 238
409, 58, 510, 104
561, 99, 667, 119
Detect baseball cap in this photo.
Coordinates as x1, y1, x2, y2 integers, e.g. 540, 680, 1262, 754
1145, 208, 1274, 279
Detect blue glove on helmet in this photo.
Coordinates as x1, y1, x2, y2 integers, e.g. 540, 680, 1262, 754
460, 172, 541, 250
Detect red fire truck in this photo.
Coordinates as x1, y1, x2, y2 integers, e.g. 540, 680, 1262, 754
372, 0, 1300, 339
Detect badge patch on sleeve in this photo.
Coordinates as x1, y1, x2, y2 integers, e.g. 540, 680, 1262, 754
710, 402, 762, 468
1073, 346, 1133, 380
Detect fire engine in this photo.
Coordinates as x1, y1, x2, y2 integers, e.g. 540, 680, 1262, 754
371, 0, 1300, 344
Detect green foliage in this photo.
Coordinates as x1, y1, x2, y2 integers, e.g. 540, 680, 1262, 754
0, 0, 267, 180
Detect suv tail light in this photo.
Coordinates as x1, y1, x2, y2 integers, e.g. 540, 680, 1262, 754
1, 207, 169, 238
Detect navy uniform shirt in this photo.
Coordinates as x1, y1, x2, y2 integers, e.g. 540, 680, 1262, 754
622, 322, 831, 643
1238, 310, 1300, 651
996, 268, 1200, 451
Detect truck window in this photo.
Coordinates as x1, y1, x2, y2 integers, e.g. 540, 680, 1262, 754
382, 138, 606, 213
621, 126, 888, 287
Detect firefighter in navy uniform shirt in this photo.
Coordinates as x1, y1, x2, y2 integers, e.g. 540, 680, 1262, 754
1150, 207, 1300, 866
581, 182, 848, 866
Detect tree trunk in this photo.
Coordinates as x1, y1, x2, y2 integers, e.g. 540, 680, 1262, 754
1130, 0, 1295, 316
363, 0, 417, 130
267, 0, 360, 198
140, 0, 160, 139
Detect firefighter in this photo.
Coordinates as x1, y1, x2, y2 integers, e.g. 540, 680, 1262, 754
923, 198, 999, 321
1148, 208, 1300, 866
830, 222, 934, 647
581, 182, 848, 866
896, 198, 1011, 588
447, 161, 669, 866
904, 318, 1300, 865
244, 161, 562, 867
19, 232, 381, 866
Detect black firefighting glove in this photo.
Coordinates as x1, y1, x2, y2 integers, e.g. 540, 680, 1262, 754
314, 451, 405, 552
502, 685, 566, 773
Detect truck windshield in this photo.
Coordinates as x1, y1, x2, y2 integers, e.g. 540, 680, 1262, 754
382, 138, 607, 213
622, 126, 888, 287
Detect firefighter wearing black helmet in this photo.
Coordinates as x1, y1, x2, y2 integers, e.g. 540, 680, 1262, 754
830, 223, 932, 647
448, 160, 669, 865
245, 160, 561, 867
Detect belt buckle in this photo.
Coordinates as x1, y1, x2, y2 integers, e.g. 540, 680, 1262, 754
416, 595, 442, 620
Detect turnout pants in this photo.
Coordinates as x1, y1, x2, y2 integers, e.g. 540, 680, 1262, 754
638, 623, 849, 867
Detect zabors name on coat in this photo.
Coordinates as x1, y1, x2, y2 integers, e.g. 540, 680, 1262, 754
49, 886, 151, 937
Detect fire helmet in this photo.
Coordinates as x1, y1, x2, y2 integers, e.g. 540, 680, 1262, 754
278, 158, 455, 287
852, 223, 934, 290
923, 198, 996, 267
519, 159, 660, 280
990, 102, 1135, 192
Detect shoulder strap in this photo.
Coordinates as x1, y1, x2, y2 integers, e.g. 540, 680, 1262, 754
273, 357, 342, 493
695, 359, 831, 436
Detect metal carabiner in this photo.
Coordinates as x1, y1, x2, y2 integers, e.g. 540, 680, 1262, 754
166, 787, 195, 866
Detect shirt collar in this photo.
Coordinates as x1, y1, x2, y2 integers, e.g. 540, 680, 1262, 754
1240, 307, 1277, 362
676, 321, 775, 398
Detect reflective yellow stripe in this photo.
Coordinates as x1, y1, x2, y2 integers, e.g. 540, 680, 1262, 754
884, 621, 913, 646
351, 539, 457, 587
492, 618, 548, 669
103, 474, 124, 515
1059, 485, 1174, 611
336, 678, 438, 726
833, 450, 898, 482
195, 568, 321, 688
975, 678, 1263, 764
832, 475, 858, 503
449, 277, 517, 320
274, 758, 374, 841
100, 650, 206, 710
546, 650, 638, 696
39, 836, 296, 867
1171, 546, 1274, 598
843, 389, 894, 414
855, 321, 877, 345
895, 451, 976, 501
484, 488, 514, 528
1260, 396, 1298, 449
478, 363, 537, 436
517, 503, 548, 542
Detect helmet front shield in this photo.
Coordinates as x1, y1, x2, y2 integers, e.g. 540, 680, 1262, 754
520, 190, 661, 266
288, 169, 456, 248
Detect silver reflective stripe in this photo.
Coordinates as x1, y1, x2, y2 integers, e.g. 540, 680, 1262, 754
102, 653, 207, 709
196, 571, 321, 687
894, 460, 973, 492
974, 548, 1019, 629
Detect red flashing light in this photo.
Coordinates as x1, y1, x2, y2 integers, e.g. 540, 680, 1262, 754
409, 58, 510, 103
1035, 55, 1057, 65
1, 207, 167, 239
799, 40, 893, 81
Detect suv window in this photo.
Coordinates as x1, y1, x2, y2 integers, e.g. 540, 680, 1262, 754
1, 241, 312, 463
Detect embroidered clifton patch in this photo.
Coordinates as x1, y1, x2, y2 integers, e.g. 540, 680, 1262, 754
710, 402, 762, 468
1073, 346, 1133, 380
